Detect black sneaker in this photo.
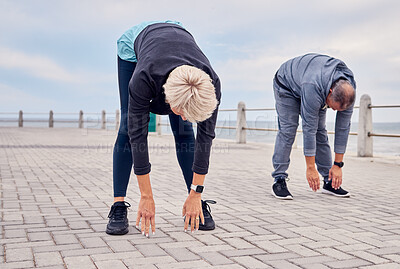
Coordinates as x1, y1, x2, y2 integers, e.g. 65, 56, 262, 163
106, 201, 131, 235
272, 177, 293, 200
322, 181, 350, 197
185, 200, 216, 231
199, 200, 216, 231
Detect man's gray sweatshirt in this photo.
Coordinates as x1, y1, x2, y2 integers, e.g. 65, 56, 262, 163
275, 53, 356, 156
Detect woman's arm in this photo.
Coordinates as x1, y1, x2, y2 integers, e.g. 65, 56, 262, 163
135, 173, 155, 237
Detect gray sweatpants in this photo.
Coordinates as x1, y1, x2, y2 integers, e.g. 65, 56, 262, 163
271, 80, 332, 182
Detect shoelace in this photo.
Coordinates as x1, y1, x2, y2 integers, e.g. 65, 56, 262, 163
202, 200, 216, 216
108, 201, 131, 220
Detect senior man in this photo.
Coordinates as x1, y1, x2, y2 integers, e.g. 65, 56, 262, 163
271, 53, 356, 200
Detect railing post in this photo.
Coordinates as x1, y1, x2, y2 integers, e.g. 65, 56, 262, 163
101, 110, 106, 129
79, 110, 84, 128
18, 110, 23, 127
156, 115, 162, 135
358, 94, 373, 157
236, 101, 246, 143
115, 109, 120, 131
49, 110, 54, 128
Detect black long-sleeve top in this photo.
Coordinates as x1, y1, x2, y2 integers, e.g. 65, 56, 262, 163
127, 23, 221, 175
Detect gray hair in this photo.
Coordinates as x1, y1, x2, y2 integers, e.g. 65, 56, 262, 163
163, 65, 218, 123
331, 79, 355, 110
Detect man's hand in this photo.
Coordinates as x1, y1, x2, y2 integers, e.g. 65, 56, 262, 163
306, 167, 320, 192
329, 165, 342, 190
136, 195, 155, 237
182, 191, 204, 232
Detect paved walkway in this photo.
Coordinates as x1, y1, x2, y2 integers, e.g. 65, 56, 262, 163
1, 127, 400, 269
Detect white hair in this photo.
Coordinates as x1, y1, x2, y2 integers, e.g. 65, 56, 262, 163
163, 65, 218, 123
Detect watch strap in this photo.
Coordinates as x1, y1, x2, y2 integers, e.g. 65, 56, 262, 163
334, 161, 344, 168
191, 184, 204, 193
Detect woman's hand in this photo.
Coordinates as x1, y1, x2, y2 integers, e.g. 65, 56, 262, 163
306, 167, 320, 192
182, 191, 204, 232
136, 195, 155, 237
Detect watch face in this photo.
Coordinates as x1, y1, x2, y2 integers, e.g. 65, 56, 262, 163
335, 162, 344, 167
196, 186, 204, 193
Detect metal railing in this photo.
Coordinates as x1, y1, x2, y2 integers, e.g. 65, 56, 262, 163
0, 110, 120, 130
1, 94, 398, 157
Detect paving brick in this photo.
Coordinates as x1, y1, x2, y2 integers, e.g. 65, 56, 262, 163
368, 247, 400, 255
136, 243, 168, 257
64, 255, 96, 269
158, 240, 204, 249
324, 258, 372, 268
5, 247, 33, 262
285, 244, 319, 257
220, 248, 266, 257
33, 243, 82, 253
301, 264, 331, 269
34, 251, 64, 267
317, 247, 353, 260
67, 220, 90, 230
123, 256, 176, 267
4, 229, 27, 239
358, 264, 400, 269
351, 250, 390, 264
290, 255, 336, 265
164, 247, 201, 261
198, 251, 234, 265
337, 243, 375, 252
0, 260, 34, 268
223, 237, 255, 249
253, 240, 288, 253
255, 252, 301, 262
384, 254, 400, 263
264, 260, 303, 269
188, 244, 234, 253
91, 251, 143, 261
232, 256, 271, 268
53, 234, 79, 245
61, 247, 112, 257
28, 232, 53, 242
193, 234, 225, 245
95, 260, 128, 269
79, 237, 107, 248
155, 260, 211, 269
211, 265, 246, 269
105, 239, 136, 252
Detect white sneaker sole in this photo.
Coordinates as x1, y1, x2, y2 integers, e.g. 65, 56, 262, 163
271, 186, 293, 200
321, 188, 351, 198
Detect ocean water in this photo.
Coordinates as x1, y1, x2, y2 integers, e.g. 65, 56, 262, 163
160, 118, 400, 157
1, 115, 399, 157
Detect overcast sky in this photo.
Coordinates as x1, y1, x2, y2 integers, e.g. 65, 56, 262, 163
1, 0, 400, 122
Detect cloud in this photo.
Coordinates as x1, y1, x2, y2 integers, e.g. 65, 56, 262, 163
0, 83, 54, 111
1, 0, 400, 122
0, 46, 115, 86
0, 47, 81, 83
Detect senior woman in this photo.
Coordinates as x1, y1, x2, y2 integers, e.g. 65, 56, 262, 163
106, 20, 221, 237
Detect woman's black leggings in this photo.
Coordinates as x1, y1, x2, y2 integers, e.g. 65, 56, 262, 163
113, 57, 195, 197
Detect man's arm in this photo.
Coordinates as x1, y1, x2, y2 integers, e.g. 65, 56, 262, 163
305, 156, 320, 191
300, 83, 324, 191
334, 107, 353, 154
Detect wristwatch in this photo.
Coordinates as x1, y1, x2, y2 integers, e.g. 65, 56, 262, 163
334, 161, 344, 168
191, 184, 204, 193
